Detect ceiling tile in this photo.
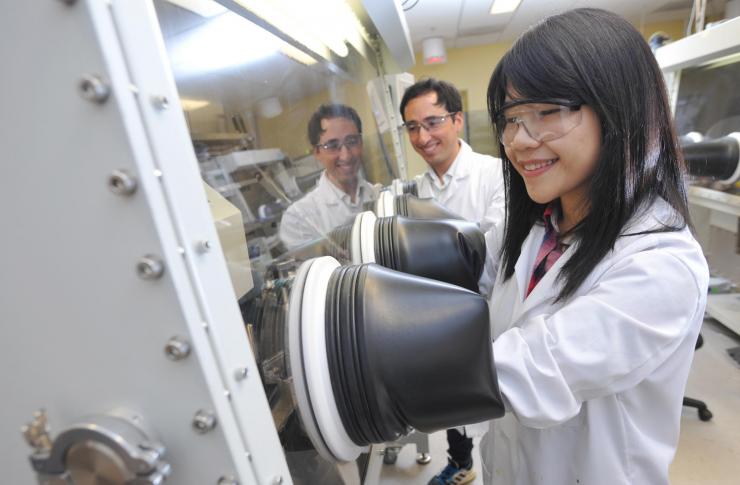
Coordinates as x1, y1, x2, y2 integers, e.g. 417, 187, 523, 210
402, 0, 695, 53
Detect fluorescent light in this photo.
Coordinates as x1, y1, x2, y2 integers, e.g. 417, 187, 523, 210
279, 44, 318, 65
164, 0, 226, 18
233, 0, 365, 60
233, 1, 334, 60
168, 12, 280, 76
489, 0, 522, 15
180, 98, 210, 111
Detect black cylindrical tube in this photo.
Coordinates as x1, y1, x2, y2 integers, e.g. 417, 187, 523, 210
402, 180, 419, 197
682, 135, 739, 180
395, 194, 464, 220
374, 216, 485, 292
325, 264, 505, 446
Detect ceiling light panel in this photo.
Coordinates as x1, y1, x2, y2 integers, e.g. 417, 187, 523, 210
489, 0, 523, 15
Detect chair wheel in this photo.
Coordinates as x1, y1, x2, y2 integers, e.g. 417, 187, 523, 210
416, 452, 432, 465
698, 408, 713, 421
383, 447, 399, 464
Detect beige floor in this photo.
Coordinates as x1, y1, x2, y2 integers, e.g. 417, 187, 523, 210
377, 318, 740, 485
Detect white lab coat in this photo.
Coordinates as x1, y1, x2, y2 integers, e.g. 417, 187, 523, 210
414, 139, 505, 234
480, 198, 708, 485
279, 172, 377, 249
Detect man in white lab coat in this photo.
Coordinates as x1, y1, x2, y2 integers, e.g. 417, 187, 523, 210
279, 104, 377, 249
401, 79, 505, 236
400, 78, 505, 485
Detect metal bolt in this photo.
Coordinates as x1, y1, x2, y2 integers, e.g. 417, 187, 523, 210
151, 95, 169, 110
164, 337, 191, 361
192, 410, 217, 434
233, 367, 248, 381
79, 74, 110, 103
151, 463, 172, 484
196, 240, 212, 253
136, 255, 165, 280
272, 476, 283, 485
108, 169, 137, 195
217, 476, 238, 485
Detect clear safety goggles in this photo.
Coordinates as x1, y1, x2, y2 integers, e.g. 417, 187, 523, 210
316, 134, 363, 153
494, 99, 583, 147
402, 112, 459, 136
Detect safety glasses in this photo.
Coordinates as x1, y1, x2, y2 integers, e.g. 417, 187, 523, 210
402, 112, 459, 136
494, 99, 582, 147
316, 134, 363, 153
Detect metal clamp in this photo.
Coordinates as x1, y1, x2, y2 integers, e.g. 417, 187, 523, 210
24, 413, 170, 484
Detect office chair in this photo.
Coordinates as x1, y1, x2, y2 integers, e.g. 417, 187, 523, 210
683, 333, 713, 421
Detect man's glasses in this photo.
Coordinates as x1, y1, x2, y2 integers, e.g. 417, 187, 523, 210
403, 112, 458, 135
316, 134, 363, 153
494, 99, 582, 147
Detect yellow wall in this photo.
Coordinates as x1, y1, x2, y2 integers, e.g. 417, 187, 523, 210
410, 41, 514, 114
637, 19, 686, 42
257, 90, 331, 160
402, 19, 687, 170
405, 41, 514, 168
408, 19, 685, 113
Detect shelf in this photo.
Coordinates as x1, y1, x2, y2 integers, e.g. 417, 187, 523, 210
706, 293, 740, 337
688, 186, 740, 217
214, 149, 286, 173
192, 132, 252, 143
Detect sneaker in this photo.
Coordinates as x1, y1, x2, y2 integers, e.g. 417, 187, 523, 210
427, 460, 476, 485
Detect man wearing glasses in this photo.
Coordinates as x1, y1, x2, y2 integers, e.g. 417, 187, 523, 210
279, 104, 377, 249
400, 78, 505, 485
401, 78, 505, 235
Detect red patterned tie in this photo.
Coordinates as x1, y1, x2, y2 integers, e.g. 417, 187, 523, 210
526, 205, 566, 297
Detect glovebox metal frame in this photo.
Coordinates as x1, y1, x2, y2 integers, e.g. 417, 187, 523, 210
1, 1, 290, 483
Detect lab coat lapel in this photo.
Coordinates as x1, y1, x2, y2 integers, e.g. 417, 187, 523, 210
522, 246, 573, 311
511, 225, 575, 321
513, 225, 544, 302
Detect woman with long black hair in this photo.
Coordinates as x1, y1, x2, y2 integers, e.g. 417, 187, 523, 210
480, 8, 708, 484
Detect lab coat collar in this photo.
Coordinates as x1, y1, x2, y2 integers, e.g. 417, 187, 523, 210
621, 197, 679, 236
319, 171, 372, 207
511, 198, 677, 318
422, 139, 473, 187
513, 223, 577, 318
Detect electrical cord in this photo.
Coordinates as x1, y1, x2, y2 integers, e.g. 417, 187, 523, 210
403, 0, 421, 12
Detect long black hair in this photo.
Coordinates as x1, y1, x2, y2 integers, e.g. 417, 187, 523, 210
487, 8, 691, 301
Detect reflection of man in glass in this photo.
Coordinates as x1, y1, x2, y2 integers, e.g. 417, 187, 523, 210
279, 104, 377, 249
